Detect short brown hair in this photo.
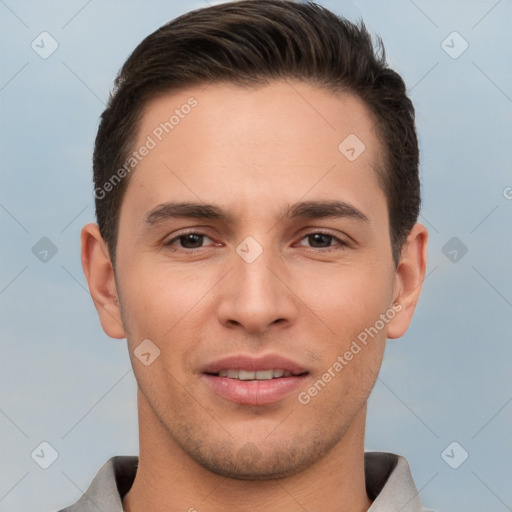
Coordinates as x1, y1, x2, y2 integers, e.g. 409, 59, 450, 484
93, 0, 420, 267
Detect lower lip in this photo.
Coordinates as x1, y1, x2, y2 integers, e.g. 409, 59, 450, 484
202, 374, 308, 405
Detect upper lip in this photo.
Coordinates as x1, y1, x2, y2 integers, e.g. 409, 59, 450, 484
202, 353, 308, 374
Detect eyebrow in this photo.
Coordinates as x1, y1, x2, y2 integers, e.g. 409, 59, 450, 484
145, 200, 369, 226
281, 200, 369, 223
146, 202, 234, 225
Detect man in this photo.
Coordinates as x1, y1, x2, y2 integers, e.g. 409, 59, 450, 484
62, 0, 431, 510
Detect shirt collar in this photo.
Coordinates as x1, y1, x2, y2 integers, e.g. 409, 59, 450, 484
365, 452, 428, 511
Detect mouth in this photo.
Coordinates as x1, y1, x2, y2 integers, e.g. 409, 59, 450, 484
201, 354, 309, 405
207, 368, 307, 380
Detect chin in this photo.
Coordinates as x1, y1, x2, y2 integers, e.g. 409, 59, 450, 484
180, 433, 335, 481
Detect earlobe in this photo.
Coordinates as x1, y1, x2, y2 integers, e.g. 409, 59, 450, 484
386, 223, 428, 340
81, 223, 126, 339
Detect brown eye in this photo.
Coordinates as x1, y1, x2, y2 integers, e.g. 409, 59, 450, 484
164, 232, 214, 250
307, 233, 334, 248
297, 231, 347, 250
178, 233, 204, 249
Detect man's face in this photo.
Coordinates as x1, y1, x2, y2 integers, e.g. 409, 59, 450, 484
114, 81, 400, 478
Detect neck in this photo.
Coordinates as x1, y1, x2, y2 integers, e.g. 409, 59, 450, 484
123, 389, 371, 512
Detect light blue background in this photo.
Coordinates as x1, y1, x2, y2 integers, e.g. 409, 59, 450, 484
1, 1, 511, 511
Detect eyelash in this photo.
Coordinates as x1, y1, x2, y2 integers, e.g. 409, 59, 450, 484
163, 230, 349, 252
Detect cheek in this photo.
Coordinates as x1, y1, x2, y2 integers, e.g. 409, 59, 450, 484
117, 258, 216, 338
294, 261, 394, 336
293, 261, 392, 400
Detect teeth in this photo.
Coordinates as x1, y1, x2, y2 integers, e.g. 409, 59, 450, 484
216, 369, 297, 380
239, 370, 255, 380
255, 370, 273, 380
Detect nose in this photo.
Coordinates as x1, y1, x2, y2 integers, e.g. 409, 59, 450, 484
215, 243, 299, 335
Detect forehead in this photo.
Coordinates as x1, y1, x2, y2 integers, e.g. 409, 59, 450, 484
122, 80, 386, 223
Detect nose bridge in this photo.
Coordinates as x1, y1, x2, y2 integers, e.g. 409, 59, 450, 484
237, 245, 278, 297
216, 235, 297, 333
234, 236, 283, 306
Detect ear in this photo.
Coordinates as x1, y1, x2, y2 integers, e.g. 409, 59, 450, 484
386, 223, 428, 339
81, 223, 126, 339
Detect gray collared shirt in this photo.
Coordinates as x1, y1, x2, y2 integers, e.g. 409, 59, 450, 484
58, 452, 432, 511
